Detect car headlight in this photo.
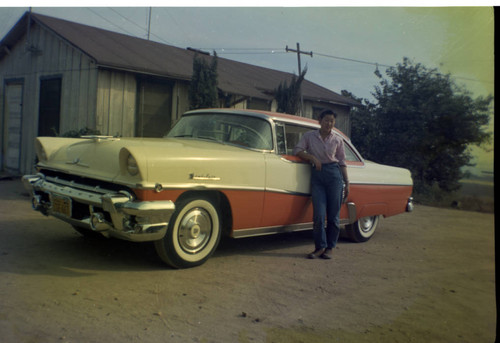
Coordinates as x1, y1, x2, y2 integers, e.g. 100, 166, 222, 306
35, 139, 48, 162
127, 154, 139, 176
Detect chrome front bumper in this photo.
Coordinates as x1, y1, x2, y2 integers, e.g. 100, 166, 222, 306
22, 173, 175, 242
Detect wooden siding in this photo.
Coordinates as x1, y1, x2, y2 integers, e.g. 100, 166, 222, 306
0, 22, 98, 173
171, 82, 190, 126
96, 71, 190, 137
1, 14, 353, 174
96, 69, 136, 137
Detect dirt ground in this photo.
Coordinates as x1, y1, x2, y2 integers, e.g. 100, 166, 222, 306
0, 178, 496, 343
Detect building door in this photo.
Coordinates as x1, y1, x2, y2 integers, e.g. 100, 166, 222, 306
136, 78, 173, 137
38, 78, 62, 136
3, 83, 23, 173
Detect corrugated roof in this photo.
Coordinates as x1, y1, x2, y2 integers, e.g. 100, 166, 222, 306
1, 12, 359, 107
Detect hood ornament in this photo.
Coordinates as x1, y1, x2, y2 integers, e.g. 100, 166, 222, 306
81, 135, 120, 142
66, 157, 89, 168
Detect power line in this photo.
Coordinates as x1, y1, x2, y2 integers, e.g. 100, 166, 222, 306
107, 8, 174, 45
157, 8, 193, 48
82, 11, 488, 86
314, 51, 392, 69
198, 48, 286, 55
205, 47, 493, 85
213, 51, 288, 55
86, 8, 137, 37
58, 9, 495, 87
108, 8, 149, 38
86, 8, 173, 46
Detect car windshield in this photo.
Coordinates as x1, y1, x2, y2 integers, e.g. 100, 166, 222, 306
167, 113, 273, 150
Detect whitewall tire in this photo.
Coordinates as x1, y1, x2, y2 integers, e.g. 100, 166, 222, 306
154, 196, 221, 268
346, 215, 380, 243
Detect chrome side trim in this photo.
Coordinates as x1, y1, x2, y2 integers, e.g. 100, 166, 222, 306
264, 188, 310, 197
141, 183, 266, 192
231, 222, 352, 239
139, 182, 411, 193
190, 173, 221, 181
231, 204, 357, 239
232, 223, 313, 238
349, 181, 413, 186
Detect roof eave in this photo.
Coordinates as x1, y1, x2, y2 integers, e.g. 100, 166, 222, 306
96, 64, 191, 82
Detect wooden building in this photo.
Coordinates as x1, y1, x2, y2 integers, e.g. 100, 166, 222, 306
0, 12, 358, 174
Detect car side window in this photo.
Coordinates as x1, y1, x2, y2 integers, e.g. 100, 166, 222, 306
276, 121, 363, 163
343, 141, 362, 162
276, 122, 311, 155
275, 123, 287, 155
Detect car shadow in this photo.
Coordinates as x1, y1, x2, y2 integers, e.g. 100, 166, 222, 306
214, 230, 352, 260
0, 180, 352, 274
0, 215, 353, 275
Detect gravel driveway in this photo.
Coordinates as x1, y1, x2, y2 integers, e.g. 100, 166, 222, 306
0, 179, 495, 342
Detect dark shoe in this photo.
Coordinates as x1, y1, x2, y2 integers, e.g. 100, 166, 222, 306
320, 249, 333, 259
307, 249, 324, 259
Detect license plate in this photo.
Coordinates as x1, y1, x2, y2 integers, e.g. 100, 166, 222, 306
51, 194, 72, 217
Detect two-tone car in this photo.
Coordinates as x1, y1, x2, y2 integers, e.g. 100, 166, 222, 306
23, 109, 413, 268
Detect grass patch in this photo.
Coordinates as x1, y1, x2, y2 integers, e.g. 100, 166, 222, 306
413, 180, 494, 213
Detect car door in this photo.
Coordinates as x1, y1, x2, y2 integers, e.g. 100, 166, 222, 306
261, 122, 314, 228
262, 121, 364, 228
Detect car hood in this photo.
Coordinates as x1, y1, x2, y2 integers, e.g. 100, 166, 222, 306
35, 136, 262, 187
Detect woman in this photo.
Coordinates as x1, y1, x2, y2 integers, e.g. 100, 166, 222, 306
293, 110, 350, 259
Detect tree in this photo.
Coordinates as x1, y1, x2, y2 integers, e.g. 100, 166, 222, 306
274, 68, 307, 114
348, 58, 492, 193
341, 90, 378, 158
189, 53, 219, 110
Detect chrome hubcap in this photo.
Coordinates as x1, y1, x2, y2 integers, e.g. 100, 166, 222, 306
178, 208, 212, 254
359, 216, 375, 233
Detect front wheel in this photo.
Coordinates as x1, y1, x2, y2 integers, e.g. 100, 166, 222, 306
154, 196, 221, 268
345, 215, 379, 243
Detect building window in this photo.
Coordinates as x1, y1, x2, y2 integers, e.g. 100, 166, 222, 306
38, 78, 62, 136
247, 98, 270, 111
136, 78, 173, 137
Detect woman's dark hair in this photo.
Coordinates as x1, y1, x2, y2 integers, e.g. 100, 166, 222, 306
319, 109, 337, 120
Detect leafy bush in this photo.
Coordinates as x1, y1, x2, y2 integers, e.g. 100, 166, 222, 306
60, 127, 101, 138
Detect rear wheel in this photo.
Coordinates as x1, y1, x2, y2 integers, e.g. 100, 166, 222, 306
154, 196, 221, 268
346, 215, 380, 242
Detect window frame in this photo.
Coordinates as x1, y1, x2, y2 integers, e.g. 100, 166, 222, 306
274, 120, 365, 166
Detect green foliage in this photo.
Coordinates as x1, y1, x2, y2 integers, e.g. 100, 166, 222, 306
60, 127, 101, 138
189, 53, 219, 110
341, 90, 378, 158
347, 58, 492, 193
274, 68, 307, 114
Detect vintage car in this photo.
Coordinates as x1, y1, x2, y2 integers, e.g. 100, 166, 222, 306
23, 109, 413, 268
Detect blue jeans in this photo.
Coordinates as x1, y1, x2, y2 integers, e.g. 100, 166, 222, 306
311, 163, 343, 250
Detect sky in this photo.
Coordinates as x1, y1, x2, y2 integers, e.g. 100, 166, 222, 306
0, 6, 494, 174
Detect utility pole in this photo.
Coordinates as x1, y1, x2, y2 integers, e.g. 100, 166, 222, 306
147, 7, 152, 40
286, 42, 313, 115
